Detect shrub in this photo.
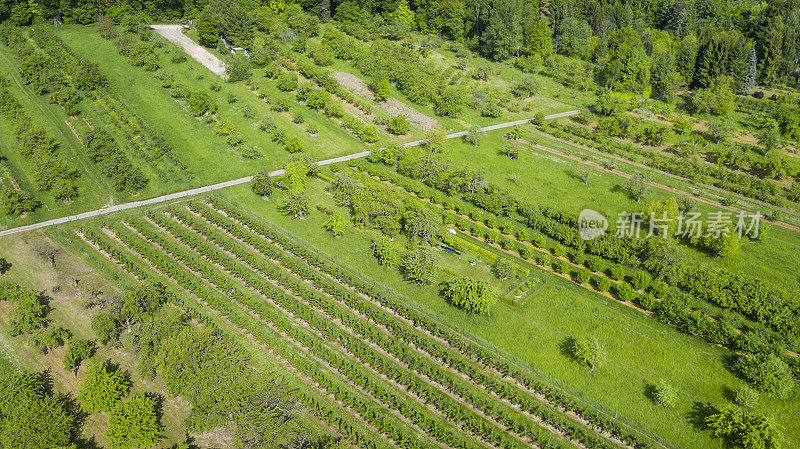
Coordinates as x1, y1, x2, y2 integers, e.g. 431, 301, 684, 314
637, 292, 657, 310
187, 90, 216, 116
586, 255, 605, 272
276, 72, 299, 91
652, 381, 678, 407
608, 265, 624, 280
572, 251, 585, 265
251, 171, 273, 197
493, 258, 516, 280
387, 115, 411, 135
553, 259, 570, 274
440, 277, 495, 314
575, 268, 591, 284
594, 276, 611, 292
615, 282, 636, 302
371, 236, 397, 267
552, 245, 566, 257
358, 125, 379, 143
630, 271, 651, 291
734, 352, 794, 398
734, 385, 759, 408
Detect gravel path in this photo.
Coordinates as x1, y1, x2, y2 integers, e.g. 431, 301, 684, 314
0, 112, 583, 237
151, 24, 227, 78
332, 71, 440, 132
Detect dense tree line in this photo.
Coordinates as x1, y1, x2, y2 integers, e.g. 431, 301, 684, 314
3, 0, 797, 94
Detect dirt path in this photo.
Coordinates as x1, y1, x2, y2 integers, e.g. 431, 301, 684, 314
150, 24, 227, 78
332, 71, 440, 132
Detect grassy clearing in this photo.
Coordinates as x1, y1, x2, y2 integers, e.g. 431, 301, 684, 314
211, 179, 800, 449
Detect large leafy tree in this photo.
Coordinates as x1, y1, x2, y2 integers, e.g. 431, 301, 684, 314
401, 245, 439, 284
706, 405, 783, 449
0, 371, 77, 449
599, 27, 651, 94
441, 277, 495, 314
195, 8, 219, 47
571, 336, 604, 371
107, 394, 163, 449
79, 359, 131, 413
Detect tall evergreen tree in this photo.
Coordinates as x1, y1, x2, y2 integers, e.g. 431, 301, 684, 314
759, 16, 785, 85
742, 46, 757, 94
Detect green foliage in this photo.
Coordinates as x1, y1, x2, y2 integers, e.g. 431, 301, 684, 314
0, 371, 77, 449
107, 394, 163, 449
630, 271, 651, 291
594, 276, 611, 292
195, 8, 218, 47
0, 281, 49, 335
527, 18, 553, 58
187, 90, 217, 116
440, 277, 495, 314
278, 191, 309, 218
252, 171, 274, 197
510, 76, 541, 98
595, 90, 630, 116
285, 160, 309, 193
0, 189, 41, 215
387, 115, 411, 135
358, 125, 380, 143
493, 258, 516, 280
734, 385, 759, 408
706, 405, 782, 449
433, 86, 465, 117
571, 336, 604, 371
91, 312, 120, 344
734, 352, 795, 398
401, 245, 438, 284
79, 359, 131, 413
276, 72, 298, 91
63, 338, 96, 377
322, 213, 347, 236
371, 235, 398, 267
375, 78, 391, 101
586, 256, 605, 272
575, 269, 591, 285
599, 27, 651, 94
688, 76, 735, 115
652, 380, 678, 407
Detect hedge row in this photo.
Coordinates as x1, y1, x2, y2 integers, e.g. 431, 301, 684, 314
355, 162, 797, 356
358, 158, 799, 342
0, 74, 78, 201
542, 121, 790, 206
173, 204, 610, 449
102, 221, 439, 449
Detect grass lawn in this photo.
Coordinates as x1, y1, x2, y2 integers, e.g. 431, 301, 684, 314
207, 178, 800, 449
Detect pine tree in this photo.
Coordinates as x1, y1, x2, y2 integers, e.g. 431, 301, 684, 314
742, 46, 757, 94
759, 17, 785, 86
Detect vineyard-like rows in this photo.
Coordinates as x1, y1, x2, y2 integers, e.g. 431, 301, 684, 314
74, 197, 660, 449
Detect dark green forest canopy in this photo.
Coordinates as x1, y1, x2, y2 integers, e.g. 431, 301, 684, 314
1, 0, 798, 93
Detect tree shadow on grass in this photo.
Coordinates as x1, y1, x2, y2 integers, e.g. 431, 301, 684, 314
686, 401, 718, 431
559, 337, 577, 362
